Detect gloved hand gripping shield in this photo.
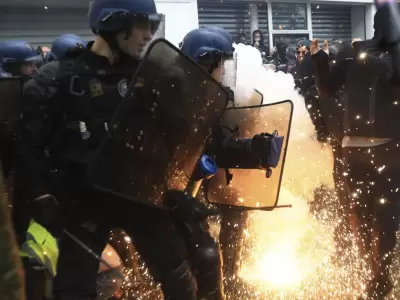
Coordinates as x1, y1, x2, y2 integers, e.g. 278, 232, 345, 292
87, 39, 229, 208
203, 100, 293, 210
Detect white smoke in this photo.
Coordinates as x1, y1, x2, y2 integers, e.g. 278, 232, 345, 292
229, 43, 338, 294
231, 43, 334, 198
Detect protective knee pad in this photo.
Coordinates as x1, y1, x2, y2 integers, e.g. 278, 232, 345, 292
193, 243, 222, 272
162, 261, 197, 300
95, 266, 124, 300
193, 244, 225, 299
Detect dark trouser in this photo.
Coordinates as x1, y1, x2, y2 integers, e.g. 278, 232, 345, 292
23, 259, 47, 300
304, 90, 329, 142
331, 141, 352, 251
344, 141, 400, 282
219, 208, 248, 280
52, 190, 196, 300
176, 218, 225, 300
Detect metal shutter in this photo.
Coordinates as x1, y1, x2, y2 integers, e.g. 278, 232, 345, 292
256, 3, 269, 50
271, 3, 307, 30
311, 5, 352, 43
0, 6, 93, 47
198, 1, 251, 44
198, 1, 269, 49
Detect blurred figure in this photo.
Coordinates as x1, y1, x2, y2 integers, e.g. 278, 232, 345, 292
0, 40, 42, 79
252, 29, 268, 59
0, 65, 11, 77
37, 46, 51, 60
270, 39, 296, 73
0, 168, 25, 300
236, 31, 248, 45
295, 39, 310, 62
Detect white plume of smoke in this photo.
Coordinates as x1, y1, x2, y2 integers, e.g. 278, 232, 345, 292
230, 43, 334, 198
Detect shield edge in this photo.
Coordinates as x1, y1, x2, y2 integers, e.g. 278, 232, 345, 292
208, 99, 294, 211
108, 38, 230, 135
87, 39, 230, 207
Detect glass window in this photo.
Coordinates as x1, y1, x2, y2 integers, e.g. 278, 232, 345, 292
272, 3, 307, 30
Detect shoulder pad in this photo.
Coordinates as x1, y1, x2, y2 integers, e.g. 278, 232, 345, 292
33, 61, 61, 87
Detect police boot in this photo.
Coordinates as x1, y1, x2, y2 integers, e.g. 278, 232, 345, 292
162, 261, 197, 300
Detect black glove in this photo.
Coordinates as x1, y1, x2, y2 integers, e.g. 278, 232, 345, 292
250, 132, 283, 169
165, 190, 220, 222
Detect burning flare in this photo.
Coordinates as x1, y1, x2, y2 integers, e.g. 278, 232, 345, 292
225, 43, 368, 299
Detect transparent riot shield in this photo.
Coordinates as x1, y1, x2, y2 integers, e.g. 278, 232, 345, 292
205, 100, 293, 209
87, 39, 229, 208
228, 88, 263, 108
0, 77, 23, 137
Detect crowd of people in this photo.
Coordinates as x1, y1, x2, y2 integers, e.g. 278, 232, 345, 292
0, 0, 400, 299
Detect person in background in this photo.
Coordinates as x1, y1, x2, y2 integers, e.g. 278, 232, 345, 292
0, 40, 43, 79
37, 46, 51, 60
237, 31, 248, 45
252, 29, 269, 59
45, 34, 87, 63
311, 6, 400, 295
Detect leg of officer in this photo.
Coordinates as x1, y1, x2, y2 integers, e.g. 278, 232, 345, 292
176, 217, 225, 300
219, 208, 247, 279
331, 142, 352, 253
345, 148, 374, 266
122, 202, 197, 300
371, 197, 398, 282
52, 197, 111, 300
368, 141, 400, 295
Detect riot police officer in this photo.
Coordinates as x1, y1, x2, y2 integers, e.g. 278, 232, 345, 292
311, 6, 400, 298
180, 27, 287, 294
0, 40, 42, 79
45, 34, 87, 63
178, 27, 239, 299
13, 0, 219, 299
184, 28, 250, 284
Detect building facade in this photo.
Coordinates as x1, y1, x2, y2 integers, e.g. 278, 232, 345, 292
0, 0, 376, 48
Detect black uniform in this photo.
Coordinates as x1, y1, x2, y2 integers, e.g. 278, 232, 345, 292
13, 46, 197, 300
313, 39, 400, 297
295, 51, 351, 256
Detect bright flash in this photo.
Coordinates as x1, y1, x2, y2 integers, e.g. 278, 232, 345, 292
359, 52, 367, 60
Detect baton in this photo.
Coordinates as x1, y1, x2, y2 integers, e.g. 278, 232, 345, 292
63, 229, 125, 280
